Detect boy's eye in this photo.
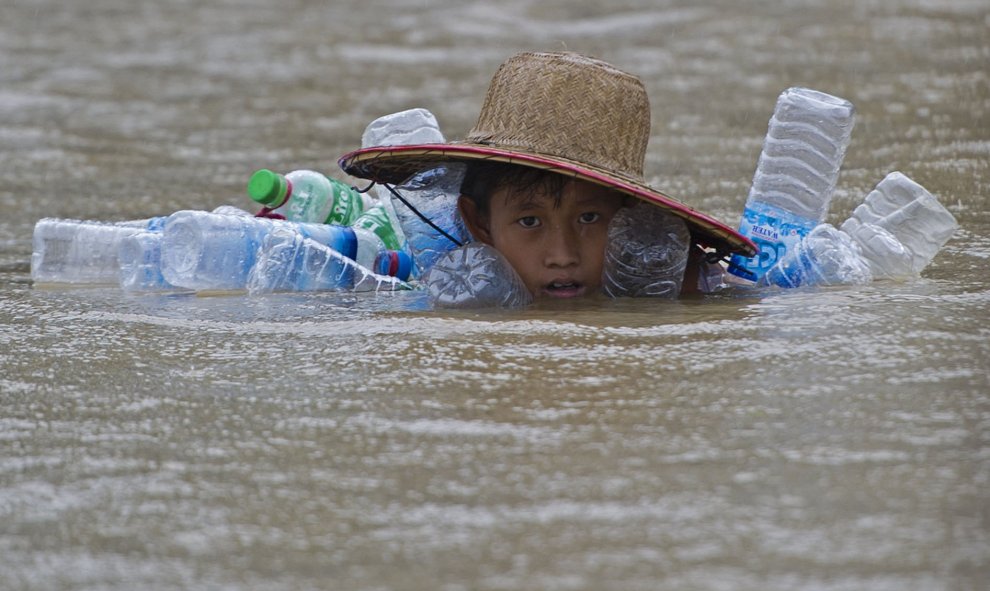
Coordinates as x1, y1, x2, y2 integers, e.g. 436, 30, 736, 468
517, 216, 541, 228
579, 212, 601, 224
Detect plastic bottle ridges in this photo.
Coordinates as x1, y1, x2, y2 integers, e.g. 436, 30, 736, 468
840, 171, 958, 278
425, 242, 532, 308
729, 87, 856, 282
31, 217, 165, 285
246, 226, 411, 294
602, 204, 691, 298
759, 223, 872, 288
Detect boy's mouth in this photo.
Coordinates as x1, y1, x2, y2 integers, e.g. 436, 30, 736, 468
542, 279, 585, 298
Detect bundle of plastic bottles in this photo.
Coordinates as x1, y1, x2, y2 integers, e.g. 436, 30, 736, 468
725, 87, 958, 289
30, 108, 477, 300
30, 94, 961, 309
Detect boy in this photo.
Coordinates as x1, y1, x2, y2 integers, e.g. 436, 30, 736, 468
339, 51, 756, 299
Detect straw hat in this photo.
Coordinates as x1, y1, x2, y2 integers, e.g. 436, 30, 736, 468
338, 51, 756, 257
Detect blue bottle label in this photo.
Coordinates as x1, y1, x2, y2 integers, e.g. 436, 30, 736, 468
728, 201, 818, 282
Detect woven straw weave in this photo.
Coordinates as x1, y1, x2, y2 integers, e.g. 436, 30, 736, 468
465, 52, 651, 182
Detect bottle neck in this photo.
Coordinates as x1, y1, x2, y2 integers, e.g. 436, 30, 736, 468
273, 178, 293, 209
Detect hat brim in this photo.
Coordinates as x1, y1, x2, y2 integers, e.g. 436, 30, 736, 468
339, 143, 757, 257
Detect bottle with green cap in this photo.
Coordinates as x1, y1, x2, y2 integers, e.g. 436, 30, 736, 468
247, 168, 370, 226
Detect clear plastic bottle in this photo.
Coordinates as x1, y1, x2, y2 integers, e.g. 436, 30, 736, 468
387, 165, 469, 274
349, 204, 410, 271
31, 216, 166, 285
602, 204, 691, 298
361, 107, 447, 148
361, 109, 469, 274
161, 205, 414, 293
118, 231, 177, 292
159, 210, 335, 292
840, 171, 958, 279
247, 168, 371, 226
759, 223, 873, 288
760, 173, 958, 289
424, 242, 532, 309
117, 205, 251, 292
246, 225, 412, 294
729, 87, 856, 282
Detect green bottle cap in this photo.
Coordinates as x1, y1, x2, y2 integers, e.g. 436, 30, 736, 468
247, 169, 289, 206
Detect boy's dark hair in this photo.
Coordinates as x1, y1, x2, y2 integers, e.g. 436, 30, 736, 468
459, 162, 570, 214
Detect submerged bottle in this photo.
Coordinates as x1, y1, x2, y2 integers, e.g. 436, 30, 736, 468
840, 171, 958, 279
361, 109, 469, 274
31, 216, 166, 285
729, 87, 856, 282
425, 242, 532, 309
247, 168, 370, 225
602, 204, 691, 298
246, 225, 412, 294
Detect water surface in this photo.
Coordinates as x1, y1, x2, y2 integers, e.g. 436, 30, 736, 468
1, 1, 988, 589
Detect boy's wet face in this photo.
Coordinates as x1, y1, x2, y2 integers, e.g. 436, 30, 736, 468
466, 179, 625, 299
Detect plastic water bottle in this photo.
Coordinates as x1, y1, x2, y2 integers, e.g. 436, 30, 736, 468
425, 242, 533, 309
362, 107, 448, 147
160, 210, 330, 291
118, 231, 177, 292
388, 166, 469, 274
361, 109, 469, 274
247, 168, 371, 225
31, 216, 166, 285
210, 205, 255, 217
246, 225, 412, 294
161, 204, 413, 292
760, 224, 873, 288
117, 205, 251, 292
840, 171, 958, 279
729, 87, 856, 282
602, 204, 691, 298
349, 204, 410, 271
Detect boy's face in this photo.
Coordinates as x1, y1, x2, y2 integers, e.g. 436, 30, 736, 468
461, 178, 625, 299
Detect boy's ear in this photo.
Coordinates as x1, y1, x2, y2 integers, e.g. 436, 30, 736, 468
458, 195, 493, 244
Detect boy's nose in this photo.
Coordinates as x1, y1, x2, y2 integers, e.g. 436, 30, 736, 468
543, 225, 580, 268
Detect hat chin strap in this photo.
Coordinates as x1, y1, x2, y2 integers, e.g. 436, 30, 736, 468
355, 181, 464, 248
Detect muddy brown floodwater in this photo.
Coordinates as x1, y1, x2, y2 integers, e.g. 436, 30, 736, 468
1, 1, 987, 589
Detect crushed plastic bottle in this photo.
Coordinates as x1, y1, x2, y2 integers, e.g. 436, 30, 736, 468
387, 165, 469, 274
246, 225, 411, 294
729, 87, 856, 282
840, 171, 958, 279
361, 107, 447, 148
760, 223, 873, 288
602, 204, 691, 298
425, 242, 532, 309
762, 172, 959, 289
